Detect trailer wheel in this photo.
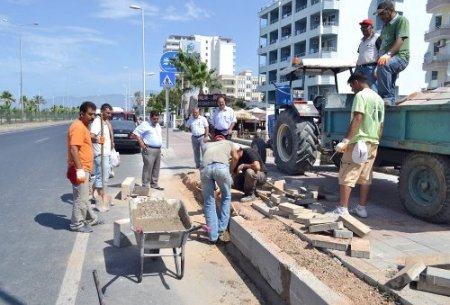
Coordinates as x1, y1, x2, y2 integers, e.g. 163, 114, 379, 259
251, 137, 267, 164
399, 153, 450, 223
273, 109, 319, 175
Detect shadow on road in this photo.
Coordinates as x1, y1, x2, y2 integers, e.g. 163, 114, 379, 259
34, 212, 71, 231
60, 193, 73, 204
0, 288, 27, 305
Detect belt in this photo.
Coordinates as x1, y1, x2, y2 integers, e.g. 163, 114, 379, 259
192, 134, 205, 138
146, 145, 161, 149
357, 62, 377, 67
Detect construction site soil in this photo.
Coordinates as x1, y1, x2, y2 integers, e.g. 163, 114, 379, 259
180, 171, 399, 305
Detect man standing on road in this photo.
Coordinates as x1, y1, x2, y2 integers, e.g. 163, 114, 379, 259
200, 135, 239, 243
186, 107, 210, 169
212, 96, 236, 140
67, 101, 103, 233
133, 110, 164, 190
90, 103, 113, 202
375, 0, 410, 106
356, 18, 380, 92
232, 145, 267, 202
333, 73, 385, 218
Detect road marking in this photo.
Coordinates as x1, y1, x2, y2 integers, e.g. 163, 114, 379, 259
55, 233, 89, 305
34, 137, 50, 143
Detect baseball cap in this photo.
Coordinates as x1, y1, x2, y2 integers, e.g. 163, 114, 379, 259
359, 19, 373, 27
352, 141, 368, 164
374, 0, 394, 15
213, 134, 225, 141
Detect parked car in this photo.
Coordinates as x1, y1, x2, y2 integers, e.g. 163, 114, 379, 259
112, 111, 137, 123
111, 120, 140, 153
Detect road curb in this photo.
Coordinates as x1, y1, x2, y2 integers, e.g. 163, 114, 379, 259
230, 216, 351, 305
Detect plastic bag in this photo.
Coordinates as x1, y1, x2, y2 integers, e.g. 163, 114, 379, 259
110, 149, 120, 167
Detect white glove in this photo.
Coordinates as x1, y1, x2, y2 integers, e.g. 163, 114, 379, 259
76, 169, 86, 183
336, 138, 350, 153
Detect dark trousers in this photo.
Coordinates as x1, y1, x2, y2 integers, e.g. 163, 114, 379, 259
141, 147, 161, 187
232, 169, 267, 195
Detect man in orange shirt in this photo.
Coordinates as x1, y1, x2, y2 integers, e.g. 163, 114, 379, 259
67, 101, 103, 233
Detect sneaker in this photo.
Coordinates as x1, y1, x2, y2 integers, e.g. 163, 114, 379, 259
151, 186, 164, 191
331, 206, 349, 216
71, 224, 93, 233
218, 231, 231, 242
350, 205, 368, 218
87, 217, 105, 226
240, 193, 256, 203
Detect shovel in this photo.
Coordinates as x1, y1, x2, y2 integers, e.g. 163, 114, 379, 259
95, 116, 112, 212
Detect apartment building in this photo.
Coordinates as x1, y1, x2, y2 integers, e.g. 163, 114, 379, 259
423, 0, 450, 88
258, 0, 430, 104
163, 35, 236, 76
218, 70, 266, 101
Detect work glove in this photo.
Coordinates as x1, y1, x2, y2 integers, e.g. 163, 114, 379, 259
377, 54, 391, 65
76, 169, 86, 183
98, 136, 105, 145
336, 138, 350, 153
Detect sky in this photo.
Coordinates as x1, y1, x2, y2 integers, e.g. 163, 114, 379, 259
0, 0, 267, 107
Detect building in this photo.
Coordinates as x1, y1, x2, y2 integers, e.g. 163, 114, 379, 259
257, 0, 430, 104
218, 70, 266, 102
163, 35, 236, 76
423, 0, 450, 89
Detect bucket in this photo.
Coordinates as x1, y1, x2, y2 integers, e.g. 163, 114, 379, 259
275, 85, 291, 106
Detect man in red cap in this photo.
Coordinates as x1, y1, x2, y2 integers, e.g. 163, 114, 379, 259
374, 0, 410, 106
355, 18, 380, 92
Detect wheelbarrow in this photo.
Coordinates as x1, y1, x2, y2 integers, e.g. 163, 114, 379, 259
129, 197, 201, 282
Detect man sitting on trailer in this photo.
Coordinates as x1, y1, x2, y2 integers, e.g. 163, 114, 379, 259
333, 73, 385, 218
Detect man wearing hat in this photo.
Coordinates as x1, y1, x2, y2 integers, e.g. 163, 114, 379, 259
333, 73, 385, 218
355, 18, 380, 92
375, 0, 410, 106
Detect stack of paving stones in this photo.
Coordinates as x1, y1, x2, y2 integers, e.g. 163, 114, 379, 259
252, 178, 371, 259
386, 254, 450, 296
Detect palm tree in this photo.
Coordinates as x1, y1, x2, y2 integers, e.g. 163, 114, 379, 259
31, 95, 46, 112
0, 91, 16, 123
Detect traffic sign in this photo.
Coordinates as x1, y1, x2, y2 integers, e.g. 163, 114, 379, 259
160, 71, 176, 88
160, 51, 179, 72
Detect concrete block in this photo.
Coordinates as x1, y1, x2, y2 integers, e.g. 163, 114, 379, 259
386, 262, 427, 289
270, 193, 282, 205
294, 212, 317, 224
132, 185, 150, 197
251, 202, 274, 219
404, 254, 450, 267
278, 202, 304, 214
333, 229, 353, 239
309, 221, 343, 233
424, 266, 450, 288
350, 238, 371, 259
113, 218, 134, 247
339, 214, 371, 237
121, 177, 136, 200
306, 215, 339, 226
269, 207, 290, 218
284, 188, 299, 196
273, 180, 285, 194
417, 272, 450, 296
311, 235, 349, 251
297, 198, 318, 205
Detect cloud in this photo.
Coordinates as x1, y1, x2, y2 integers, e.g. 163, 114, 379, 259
162, 1, 212, 22
94, 0, 159, 19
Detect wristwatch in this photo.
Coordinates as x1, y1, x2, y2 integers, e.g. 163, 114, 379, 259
386, 52, 393, 56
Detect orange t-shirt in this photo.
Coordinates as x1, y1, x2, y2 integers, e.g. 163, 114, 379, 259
67, 120, 94, 172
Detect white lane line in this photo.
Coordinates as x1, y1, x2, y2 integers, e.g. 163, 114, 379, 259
34, 137, 50, 143
55, 233, 89, 305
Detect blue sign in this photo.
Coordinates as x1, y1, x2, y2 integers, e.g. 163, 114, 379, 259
160, 51, 178, 72
160, 71, 176, 88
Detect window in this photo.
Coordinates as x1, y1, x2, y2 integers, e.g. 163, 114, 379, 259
431, 71, 438, 81
435, 16, 442, 29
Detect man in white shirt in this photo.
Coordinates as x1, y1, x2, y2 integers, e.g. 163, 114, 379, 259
133, 111, 164, 190
90, 103, 113, 199
186, 107, 209, 169
212, 96, 236, 140
356, 18, 380, 92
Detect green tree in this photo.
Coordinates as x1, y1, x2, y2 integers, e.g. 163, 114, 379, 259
31, 95, 46, 112
0, 91, 15, 110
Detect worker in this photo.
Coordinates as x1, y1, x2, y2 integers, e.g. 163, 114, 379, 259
232, 145, 267, 202
355, 18, 380, 92
375, 0, 410, 106
333, 73, 385, 218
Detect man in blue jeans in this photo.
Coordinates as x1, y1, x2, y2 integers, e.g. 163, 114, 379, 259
200, 135, 239, 244
375, 0, 409, 106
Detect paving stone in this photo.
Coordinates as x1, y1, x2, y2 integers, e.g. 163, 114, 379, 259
269, 207, 290, 217
273, 179, 285, 191
306, 214, 339, 226
308, 221, 343, 233
417, 272, 450, 296
404, 253, 450, 267
350, 238, 371, 259
270, 193, 282, 205
278, 202, 304, 214
294, 212, 316, 224
333, 228, 353, 239
310, 234, 349, 251
339, 214, 371, 237
424, 266, 450, 288
121, 177, 136, 200
113, 218, 134, 247
251, 202, 274, 219
386, 261, 427, 289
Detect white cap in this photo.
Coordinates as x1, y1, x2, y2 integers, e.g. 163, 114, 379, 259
352, 141, 368, 164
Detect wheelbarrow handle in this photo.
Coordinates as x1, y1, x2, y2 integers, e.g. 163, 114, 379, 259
187, 224, 203, 234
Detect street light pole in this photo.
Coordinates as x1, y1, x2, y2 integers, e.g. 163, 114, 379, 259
130, 4, 146, 120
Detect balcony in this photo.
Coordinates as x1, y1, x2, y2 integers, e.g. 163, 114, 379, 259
424, 26, 450, 42
423, 53, 450, 70
426, 0, 450, 13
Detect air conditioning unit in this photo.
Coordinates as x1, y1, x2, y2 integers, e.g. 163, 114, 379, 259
437, 39, 447, 48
